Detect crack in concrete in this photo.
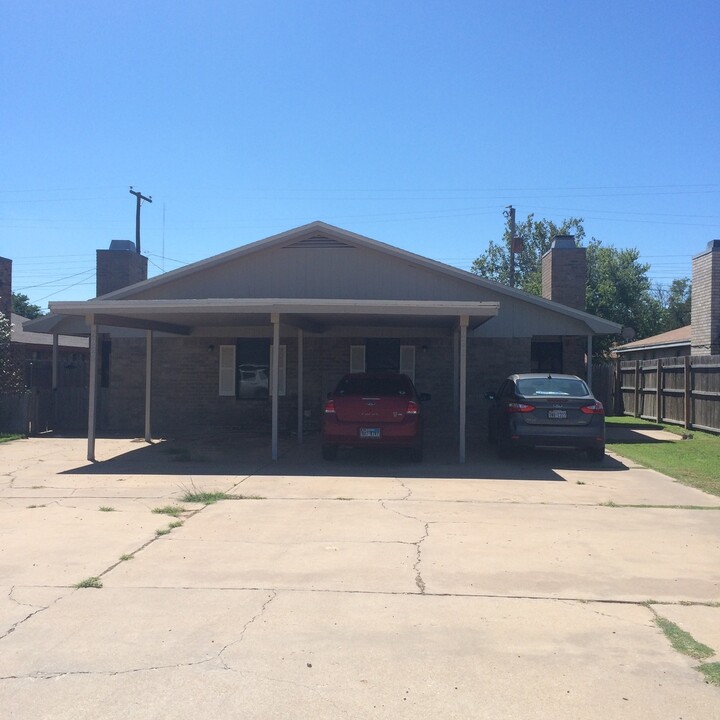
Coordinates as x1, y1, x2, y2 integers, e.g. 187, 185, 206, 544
414, 523, 429, 594
0, 588, 66, 643
217, 591, 277, 670
398, 480, 413, 500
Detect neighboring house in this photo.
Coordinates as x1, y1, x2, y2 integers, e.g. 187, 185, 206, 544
25, 221, 621, 461
615, 239, 720, 361
614, 325, 691, 361
10, 313, 89, 389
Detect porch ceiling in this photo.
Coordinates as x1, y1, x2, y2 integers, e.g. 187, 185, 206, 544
46, 298, 501, 335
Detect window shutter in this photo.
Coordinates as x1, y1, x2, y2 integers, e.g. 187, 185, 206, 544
219, 345, 236, 396
350, 345, 366, 373
400, 345, 415, 383
269, 344, 287, 396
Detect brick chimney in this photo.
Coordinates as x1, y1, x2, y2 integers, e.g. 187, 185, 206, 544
541, 235, 587, 310
691, 239, 720, 355
96, 240, 148, 297
0, 256, 11, 322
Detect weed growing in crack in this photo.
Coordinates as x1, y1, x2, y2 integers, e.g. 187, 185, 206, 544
156, 527, 171, 536
179, 482, 264, 504
119, 554, 134, 561
75, 577, 103, 589
168, 520, 183, 529
99, 506, 115, 512
27, 504, 46, 509
655, 617, 715, 660
697, 662, 720, 687
152, 505, 186, 517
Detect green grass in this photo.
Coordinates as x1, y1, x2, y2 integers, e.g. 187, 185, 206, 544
607, 417, 720, 497
155, 527, 171, 536
75, 576, 103, 589
152, 505, 186, 517
655, 617, 715, 660
99, 506, 115, 512
168, 520, 183, 529
696, 662, 720, 687
179, 487, 264, 504
0, 434, 23, 443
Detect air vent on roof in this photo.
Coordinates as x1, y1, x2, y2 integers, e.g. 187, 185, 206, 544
283, 236, 354, 249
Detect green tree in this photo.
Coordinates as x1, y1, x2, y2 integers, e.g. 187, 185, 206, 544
12, 293, 43, 319
471, 214, 585, 293
654, 278, 691, 332
0, 313, 24, 394
471, 213, 665, 357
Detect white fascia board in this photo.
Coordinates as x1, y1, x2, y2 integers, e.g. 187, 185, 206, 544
51, 298, 500, 318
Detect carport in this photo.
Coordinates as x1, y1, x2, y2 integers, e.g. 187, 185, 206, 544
37, 297, 500, 464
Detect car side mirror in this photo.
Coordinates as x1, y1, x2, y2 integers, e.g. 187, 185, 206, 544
419, 393, 431, 402
484, 392, 496, 400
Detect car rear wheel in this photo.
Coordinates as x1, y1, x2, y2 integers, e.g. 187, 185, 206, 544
586, 446, 605, 462
322, 444, 338, 461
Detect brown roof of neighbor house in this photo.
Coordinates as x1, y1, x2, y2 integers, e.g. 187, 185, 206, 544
615, 325, 691, 353
10, 313, 89, 350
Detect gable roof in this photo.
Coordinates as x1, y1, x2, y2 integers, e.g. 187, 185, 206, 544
10, 313, 88, 349
91, 221, 620, 335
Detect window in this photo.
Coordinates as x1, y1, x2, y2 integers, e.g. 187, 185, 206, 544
350, 345, 366, 373
220, 339, 286, 398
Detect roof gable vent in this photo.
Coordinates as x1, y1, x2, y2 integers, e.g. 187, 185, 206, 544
283, 235, 354, 249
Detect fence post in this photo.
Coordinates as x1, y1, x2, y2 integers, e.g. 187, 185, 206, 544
633, 360, 639, 418
656, 358, 662, 424
684, 355, 691, 430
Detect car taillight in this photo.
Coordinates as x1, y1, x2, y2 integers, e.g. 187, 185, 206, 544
324, 399, 336, 414
406, 400, 419, 415
506, 402, 535, 413
580, 401, 604, 415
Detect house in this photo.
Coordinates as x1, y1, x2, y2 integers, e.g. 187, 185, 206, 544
615, 239, 720, 361
24, 221, 621, 461
1, 257, 89, 433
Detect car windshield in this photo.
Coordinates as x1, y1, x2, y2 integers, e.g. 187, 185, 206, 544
335, 375, 413, 397
516, 377, 590, 398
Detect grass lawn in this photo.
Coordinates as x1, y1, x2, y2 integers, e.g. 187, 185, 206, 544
607, 416, 720, 498
0, 434, 24, 443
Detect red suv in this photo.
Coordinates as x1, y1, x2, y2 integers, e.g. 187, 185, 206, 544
322, 373, 430, 461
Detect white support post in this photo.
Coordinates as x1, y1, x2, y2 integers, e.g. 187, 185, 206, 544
87, 321, 98, 462
587, 335, 593, 388
297, 328, 304, 444
459, 316, 468, 464
271, 313, 280, 461
144, 330, 153, 443
52, 334, 59, 390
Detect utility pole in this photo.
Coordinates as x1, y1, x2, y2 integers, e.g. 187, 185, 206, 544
504, 205, 516, 287
129, 187, 152, 254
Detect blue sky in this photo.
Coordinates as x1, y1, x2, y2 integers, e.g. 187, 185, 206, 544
2, 1, 718, 309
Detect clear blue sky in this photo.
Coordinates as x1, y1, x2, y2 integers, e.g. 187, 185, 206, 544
2, 0, 718, 309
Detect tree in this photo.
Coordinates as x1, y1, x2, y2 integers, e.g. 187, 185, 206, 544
653, 278, 691, 332
12, 293, 43, 319
0, 313, 24, 395
471, 214, 585, 293
471, 213, 665, 357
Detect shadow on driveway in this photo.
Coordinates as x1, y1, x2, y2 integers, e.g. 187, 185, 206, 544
56, 431, 630, 481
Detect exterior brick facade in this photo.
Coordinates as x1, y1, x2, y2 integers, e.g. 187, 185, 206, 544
691, 240, 720, 355
96, 243, 148, 297
0, 256, 12, 322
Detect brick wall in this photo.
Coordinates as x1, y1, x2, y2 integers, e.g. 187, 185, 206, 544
541, 237, 587, 311
96, 249, 148, 297
691, 240, 720, 355
0, 256, 11, 322
98, 334, 532, 444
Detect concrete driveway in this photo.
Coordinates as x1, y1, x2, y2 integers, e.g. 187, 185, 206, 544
1, 434, 719, 719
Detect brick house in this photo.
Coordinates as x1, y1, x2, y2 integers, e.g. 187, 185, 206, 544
25, 222, 621, 461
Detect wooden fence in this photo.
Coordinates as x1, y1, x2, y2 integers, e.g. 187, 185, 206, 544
617, 355, 720, 434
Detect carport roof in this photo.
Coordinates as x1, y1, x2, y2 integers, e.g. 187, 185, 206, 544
27, 298, 501, 336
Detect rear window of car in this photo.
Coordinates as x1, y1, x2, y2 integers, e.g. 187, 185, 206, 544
516, 378, 590, 397
335, 375, 413, 397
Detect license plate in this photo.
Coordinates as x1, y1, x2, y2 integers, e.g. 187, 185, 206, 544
360, 427, 381, 438
548, 409, 567, 419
